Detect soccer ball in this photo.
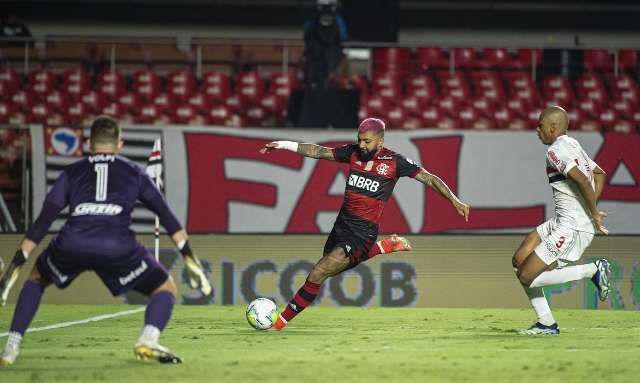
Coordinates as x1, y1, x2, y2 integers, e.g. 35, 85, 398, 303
245, 298, 278, 330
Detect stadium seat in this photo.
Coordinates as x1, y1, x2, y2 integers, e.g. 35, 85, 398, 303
611, 99, 634, 119
0, 101, 16, 123
493, 106, 516, 129
187, 93, 215, 113
386, 105, 409, 129
511, 49, 543, 69
100, 102, 127, 119
598, 108, 618, 130
80, 90, 107, 112
132, 69, 161, 86
207, 104, 232, 125
45, 90, 70, 112
378, 86, 403, 104
372, 72, 403, 91
269, 72, 299, 91
64, 81, 90, 100
401, 95, 429, 117
437, 96, 461, 117
167, 82, 196, 101
167, 69, 196, 87
29, 102, 53, 123
577, 99, 602, 119
29, 80, 55, 100
98, 81, 126, 100
28, 68, 57, 88
203, 71, 231, 86
583, 49, 614, 72
607, 119, 635, 134
471, 97, 497, 118
482, 48, 513, 69
63, 68, 91, 87
567, 108, 586, 129
152, 93, 178, 113
118, 92, 143, 114
420, 105, 444, 127
97, 69, 126, 87
618, 49, 638, 73
451, 48, 478, 69
0, 68, 21, 91
66, 101, 91, 124
363, 94, 389, 115
10, 90, 34, 112
172, 103, 198, 124
137, 104, 164, 124
259, 94, 286, 116
457, 105, 480, 129
415, 47, 447, 70
506, 98, 533, 118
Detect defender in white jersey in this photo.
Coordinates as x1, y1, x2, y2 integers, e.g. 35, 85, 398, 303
512, 106, 611, 335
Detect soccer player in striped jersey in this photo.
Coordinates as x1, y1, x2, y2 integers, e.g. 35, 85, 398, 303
260, 117, 470, 330
512, 106, 611, 335
0, 116, 210, 366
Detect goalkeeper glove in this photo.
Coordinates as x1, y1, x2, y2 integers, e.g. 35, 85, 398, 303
179, 241, 212, 296
0, 250, 28, 306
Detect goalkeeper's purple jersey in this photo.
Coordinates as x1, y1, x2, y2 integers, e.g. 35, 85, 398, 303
26, 154, 181, 258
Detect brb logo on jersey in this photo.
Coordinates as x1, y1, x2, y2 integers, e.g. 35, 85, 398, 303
348, 174, 380, 192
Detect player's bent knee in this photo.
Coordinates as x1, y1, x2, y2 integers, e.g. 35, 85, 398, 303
28, 266, 51, 287
152, 276, 177, 296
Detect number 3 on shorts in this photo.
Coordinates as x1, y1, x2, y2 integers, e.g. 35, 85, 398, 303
555, 235, 566, 249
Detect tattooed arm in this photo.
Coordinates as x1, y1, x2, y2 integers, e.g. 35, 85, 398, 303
260, 141, 336, 161
414, 168, 470, 222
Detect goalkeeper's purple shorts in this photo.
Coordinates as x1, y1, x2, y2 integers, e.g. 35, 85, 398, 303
35, 241, 169, 296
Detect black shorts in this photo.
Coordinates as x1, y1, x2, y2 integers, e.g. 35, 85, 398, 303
323, 213, 378, 268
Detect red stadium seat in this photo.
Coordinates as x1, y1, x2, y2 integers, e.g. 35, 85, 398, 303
506, 98, 534, 118
66, 101, 91, 124
138, 104, 164, 124
101, 102, 127, 119
202, 82, 231, 102
97, 81, 125, 100
203, 71, 231, 86
373, 47, 411, 65
29, 81, 55, 100
0, 68, 21, 91
8, 111, 28, 124
583, 49, 614, 72
152, 93, 178, 113
567, 109, 586, 129
118, 92, 143, 114
493, 106, 516, 129
11, 90, 34, 112
577, 99, 602, 119
28, 69, 57, 87
482, 48, 513, 69
372, 72, 403, 91
471, 97, 496, 118
401, 95, 429, 117
420, 105, 444, 127
0, 101, 16, 123
46, 113, 67, 126
386, 105, 409, 129
457, 105, 480, 129
97, 69, 125, 87
29, 102, 52, 123
167, 70, 196, 87
479, 87, 506, 103
618, 49, 638, 72
576, 74, 605, 93
63, 68, 90, 86
436, 96, 461, 117
132, 70, 161, 86
543, 75, 572, 91
514, 88, 540, 105
407, 85, 437, 103
619, 88, 640, 105
378, 86, 403, 104
80, 90, 107, 112
187, 93, 214, 113
607, 119, 635, 134
172, 104, 198, 124
608, 74, 638, 92
64, 81, 90, 100
437, 71, 469, 90
259, 94, 286, 115
167, 82, 196, 101
45, 90, 70, 112
451, 48, 477, 69
504, 72, 536, 91
443, 86, 471, 101
363, 95, 389, 115
599, 108, 618, 130
511, 49, 543, 69
585, 89, 607, 104
269, 72, 299, 91
415, 47, 447, 70
208, 104, 232, 125
611, 99, 634, 119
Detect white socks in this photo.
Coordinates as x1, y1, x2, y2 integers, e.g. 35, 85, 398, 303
5, 332, 22, 349
523, 286, 556, 326
137, 325, 160, 345
529, 264, 597, 288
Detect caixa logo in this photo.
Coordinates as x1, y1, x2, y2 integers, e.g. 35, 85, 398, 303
71, 203, 123, 216
348, 174, 380, 192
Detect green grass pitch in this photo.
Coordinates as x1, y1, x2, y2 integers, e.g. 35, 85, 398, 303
1, 305, 639, 382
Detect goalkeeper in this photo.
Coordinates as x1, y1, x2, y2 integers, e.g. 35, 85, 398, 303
0, 116, 210, 366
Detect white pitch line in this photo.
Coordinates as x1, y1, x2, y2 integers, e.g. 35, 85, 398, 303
0, 307, 145, 338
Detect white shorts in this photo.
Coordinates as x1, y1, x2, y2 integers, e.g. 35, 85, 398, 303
534, 218, 594, 266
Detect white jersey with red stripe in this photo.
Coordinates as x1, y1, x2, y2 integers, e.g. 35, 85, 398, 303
545, 135, 597, 234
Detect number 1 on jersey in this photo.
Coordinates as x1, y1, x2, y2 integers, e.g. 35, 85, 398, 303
94, 163, 109, 201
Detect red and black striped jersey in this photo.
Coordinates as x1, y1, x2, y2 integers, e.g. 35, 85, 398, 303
332, 144, 421, 225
